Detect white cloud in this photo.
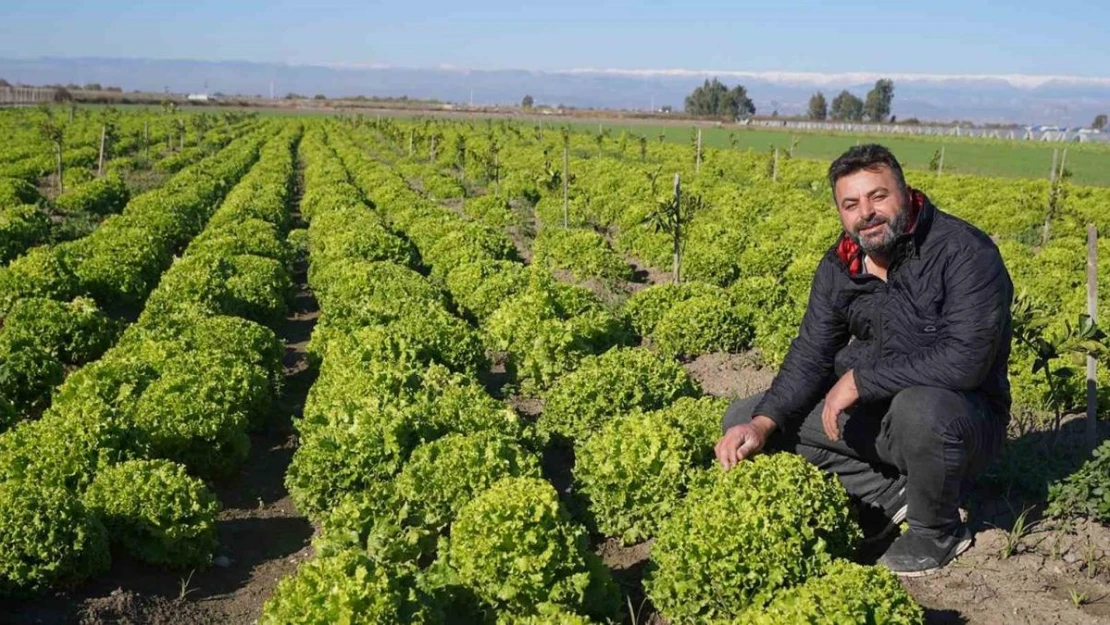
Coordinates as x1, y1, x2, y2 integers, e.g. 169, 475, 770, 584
552, 68, 1110, 89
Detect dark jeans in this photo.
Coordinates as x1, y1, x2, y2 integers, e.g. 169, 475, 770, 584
722, 386, 1006, 537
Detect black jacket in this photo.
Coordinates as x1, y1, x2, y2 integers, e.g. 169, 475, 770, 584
753, 189, 1013, 428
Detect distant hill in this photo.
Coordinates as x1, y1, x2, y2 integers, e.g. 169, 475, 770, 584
1, 57, 1108, 126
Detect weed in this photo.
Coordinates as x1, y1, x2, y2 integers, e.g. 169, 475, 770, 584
177, 569, 198, 601
991, 506, 1041, 559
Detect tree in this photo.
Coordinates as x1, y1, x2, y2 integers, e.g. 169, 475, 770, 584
1094, 114, 1108, 130
191, 113, 211, 148
864, 79, 895, 122
0, 78, 9, 87
684, 78, 755, 118
521, 94, 534, 109
36, 108, 66, 193
313, 94, 327, 100
808, 92, 828, 120
830, 90, 865, 122
648, 175, 705, 284
724, 85, 756, 118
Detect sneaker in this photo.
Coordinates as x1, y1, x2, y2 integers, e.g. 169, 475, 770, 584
878, 525, 973, 577
858, 482, 908, 547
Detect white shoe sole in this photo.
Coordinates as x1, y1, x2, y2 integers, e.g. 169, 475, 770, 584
892, 536, 973, 578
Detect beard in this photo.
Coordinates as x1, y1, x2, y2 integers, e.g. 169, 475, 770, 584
849, 205, 909, 256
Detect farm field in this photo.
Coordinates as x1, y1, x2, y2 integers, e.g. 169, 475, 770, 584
2, 109, 1110, 624
74, 103, 1110, 186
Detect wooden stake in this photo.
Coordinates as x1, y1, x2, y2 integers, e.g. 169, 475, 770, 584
695, 128, 702, 174
772, 148, 779, 182
1087, 225, 1099, 450
430, 135, 437, 162
1044, 149, 1060, 245
673, 173, 682, 284
55, 143, 64, 194
562, 142, 570, 228
144, 121, 149, 160
938, 146, 945, 175
408, 129, 414, 157
97, 125, 106, 177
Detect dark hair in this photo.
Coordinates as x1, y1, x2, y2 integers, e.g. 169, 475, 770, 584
827, 144, 908, 200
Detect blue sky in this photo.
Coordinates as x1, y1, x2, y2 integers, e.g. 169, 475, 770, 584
1, 0, 1108, 76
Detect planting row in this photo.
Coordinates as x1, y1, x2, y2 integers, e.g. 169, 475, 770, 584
0, 115, 260, 269
0, 125, 277, 431
0, 121, 302, 597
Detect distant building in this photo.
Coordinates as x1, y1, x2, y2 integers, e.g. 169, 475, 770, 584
187, 93, 216, 102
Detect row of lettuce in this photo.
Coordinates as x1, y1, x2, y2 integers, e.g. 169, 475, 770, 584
253, 122, 923, 624
0, 120, 303, 597
1, 114, 258, 268
0, 107, 254, 182
0, 122, 276, 429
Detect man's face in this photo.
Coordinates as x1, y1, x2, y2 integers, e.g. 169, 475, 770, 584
833, 165, 909, 256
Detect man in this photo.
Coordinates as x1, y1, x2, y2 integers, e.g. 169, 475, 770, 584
716, 144, 1012, 576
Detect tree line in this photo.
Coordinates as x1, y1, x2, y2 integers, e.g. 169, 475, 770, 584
677, 77, 896, 122
807, 79, 894, 122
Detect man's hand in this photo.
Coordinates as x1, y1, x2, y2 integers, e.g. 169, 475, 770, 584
821, 369, 859, 441
715, 416, 777, 470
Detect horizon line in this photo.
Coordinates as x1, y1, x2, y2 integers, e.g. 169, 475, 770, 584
6, 55, 1110, 89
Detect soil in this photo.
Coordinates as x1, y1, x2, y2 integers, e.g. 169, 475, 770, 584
902, 517, 1110, 625
625, 255, 672, 291
683, 351, 775, 400
591, 514, 1110, 625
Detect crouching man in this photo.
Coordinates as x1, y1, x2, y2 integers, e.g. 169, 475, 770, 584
716, 144, 1013, 576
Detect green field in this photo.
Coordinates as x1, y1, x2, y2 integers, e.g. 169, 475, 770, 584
561, 121, 1110, 186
